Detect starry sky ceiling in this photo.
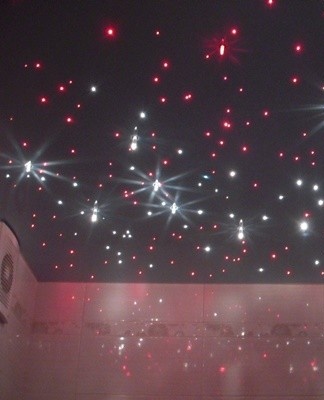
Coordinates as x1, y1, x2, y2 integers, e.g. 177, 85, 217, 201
1, 0, 324, 283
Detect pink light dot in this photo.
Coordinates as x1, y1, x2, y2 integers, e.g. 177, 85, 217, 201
155, 30, 160, 36
219, 366, 226, 373
162, 60, 169, 68
153, 76, 160, 83
59, 85, 65, 92
106, 27, 115, 37
66, 116, 73, 123
263, 110, 269, 117
294, 43, 303, 53
231, 28, 238, 35
291, 76, 299, 84
35, 62, 42, 69
160, 96, 167, 103
40, 96, 47, 103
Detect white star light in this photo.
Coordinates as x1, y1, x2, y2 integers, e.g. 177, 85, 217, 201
299, 220, 309, 232
237, 219, 244, 240
25, 160, 32, 173
153, 179, 162, 192
91, 201, 99, 223
170, 202, 178, 214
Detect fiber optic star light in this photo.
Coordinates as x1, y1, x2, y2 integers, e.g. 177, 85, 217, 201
237, 219, 244, 240
24, 160, 32, 174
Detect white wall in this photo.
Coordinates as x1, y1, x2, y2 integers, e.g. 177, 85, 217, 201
25, 282, 324, 400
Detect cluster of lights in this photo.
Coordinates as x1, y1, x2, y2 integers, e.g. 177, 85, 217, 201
1, 1, 323, 283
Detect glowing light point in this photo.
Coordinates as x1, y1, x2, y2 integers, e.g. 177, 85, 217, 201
139, 111, 146, 119
130, 134, 139, 151
91, 201, 98, 223
229, 170, 236, 178
296, 179, 303, 186
219, 39, 226, 56
90, 86, 97, 92
313, 184, 319, 191
204, 246, 211, 252
25, 160, 32, 173
153, 179, 161, 192
318, 199, 324, 206
170, 202, 178, 214
237, 219, 244, 240
300, 221, 309, 232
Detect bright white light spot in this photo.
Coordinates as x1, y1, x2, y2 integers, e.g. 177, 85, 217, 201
73, 182, 78, 187
258, 267, 264, 272
318, 199, 324, 206
229, 213, 235, 219
237, 219, 244, 240
91, 202, 98, 223
170, 202, 178, 214
130, 134, 138, 151
153, 179, 161, 192
197, 209, 204, 215
204, 246, 211, 252
177, 149, 183, 155
25, 160, 32, 173
140, 111, 146, 119
296, 179, 303, 186
315, 259, 320, 266
262, 215, 269, 221
147, 211, 152, 216
90, 86, 97, 92
313, 184, 319, 191
229, 170, 236, 177
57, 200, 63, 205
300, 221, 309, 232
278, 195, 284, 200
129, 166, 135, 170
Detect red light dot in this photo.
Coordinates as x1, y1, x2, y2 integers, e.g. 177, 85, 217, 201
162, 60, 169, 68
106, 27, 115, 37
160, 96, 167, 103
66, 116, 73, 123
231, 28, 238, 35
294, 43, 303, 53
291, 76, 299, 84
